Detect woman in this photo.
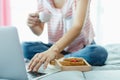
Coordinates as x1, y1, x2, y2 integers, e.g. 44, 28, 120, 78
23, 0, 108, 72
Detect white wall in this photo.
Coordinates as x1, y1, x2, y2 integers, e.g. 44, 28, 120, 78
101, 0, 120, 45
11, 0, 48, 43
90, 0, 120, 45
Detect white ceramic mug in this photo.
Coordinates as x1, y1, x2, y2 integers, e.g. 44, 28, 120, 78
39, 12, 52, 22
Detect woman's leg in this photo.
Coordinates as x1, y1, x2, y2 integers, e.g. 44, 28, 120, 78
21, 42, 52, 60
64, 44, 108, 66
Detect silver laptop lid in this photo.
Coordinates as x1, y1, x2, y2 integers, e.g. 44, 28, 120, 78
0, 27, 28, 80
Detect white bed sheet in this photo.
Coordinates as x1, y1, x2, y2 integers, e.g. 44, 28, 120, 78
28, 44, 120, 80
91, 44, 120, 70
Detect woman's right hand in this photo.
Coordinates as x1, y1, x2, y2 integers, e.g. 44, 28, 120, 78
27, 13, 41, 28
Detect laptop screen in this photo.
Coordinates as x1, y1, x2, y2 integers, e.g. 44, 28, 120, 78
0, 27, 28, 80
0, 27, 60, 80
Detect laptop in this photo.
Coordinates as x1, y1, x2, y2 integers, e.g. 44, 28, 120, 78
0, 27, 60, 80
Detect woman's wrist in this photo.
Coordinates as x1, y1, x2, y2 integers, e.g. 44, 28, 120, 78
48, 48, 64, 59
48, 44, 60, 58
49, 46, 59, 53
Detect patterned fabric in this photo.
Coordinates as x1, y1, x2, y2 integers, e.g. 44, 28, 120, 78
37, 0, 95, 52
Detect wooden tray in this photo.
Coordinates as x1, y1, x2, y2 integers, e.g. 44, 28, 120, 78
55, 57, 92, 72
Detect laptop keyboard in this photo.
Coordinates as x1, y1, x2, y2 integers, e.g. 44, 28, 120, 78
25, 60, 61, 80
27, 71, 46, 79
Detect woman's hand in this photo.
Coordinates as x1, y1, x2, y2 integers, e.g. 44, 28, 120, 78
28, 49, 58, 72
27, 12, 44, 36
27, 13, 40, 28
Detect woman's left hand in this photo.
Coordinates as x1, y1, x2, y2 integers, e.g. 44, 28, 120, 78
28, 49, 57, 72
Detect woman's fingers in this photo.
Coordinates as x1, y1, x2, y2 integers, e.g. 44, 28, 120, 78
43, 58, 50, 69
29, 13, 39, 17
28, 53, 39, 70
27, 13, 40, 27
28, 53, 48, 72
32, 56, 46, 72
28, 50, 57, 72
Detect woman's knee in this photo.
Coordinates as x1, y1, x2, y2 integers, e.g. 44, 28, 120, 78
21, 41, 51, 60
87, 45, 108, 66
21, 42, 35, 60
21, 42, 43, 59
90, 45, 108, 59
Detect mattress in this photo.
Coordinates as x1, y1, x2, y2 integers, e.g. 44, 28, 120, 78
92, 44, 120, 70
28, 44, 120, 80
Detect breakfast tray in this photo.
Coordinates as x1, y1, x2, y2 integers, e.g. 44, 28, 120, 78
55, 57, 92, 72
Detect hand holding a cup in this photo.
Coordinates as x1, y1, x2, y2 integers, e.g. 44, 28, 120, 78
39, 12, 52, 23
27, 13, 40, 28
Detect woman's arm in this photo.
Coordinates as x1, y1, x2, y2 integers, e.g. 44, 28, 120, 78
28, 0, 90, 71
49, 0, 89, 52
27, 0, 45, 36
27, 13, 45, 36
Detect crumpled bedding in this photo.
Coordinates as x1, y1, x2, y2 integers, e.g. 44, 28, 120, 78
28, 44, 120, 80
92, 44, 120, 70
26, 44, 120, 71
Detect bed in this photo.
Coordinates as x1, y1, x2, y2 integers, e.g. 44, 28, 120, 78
29, 44, 120, 80
93, 44, 120, 70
